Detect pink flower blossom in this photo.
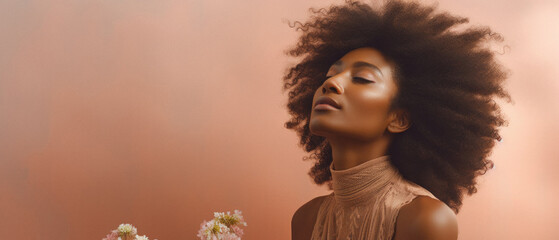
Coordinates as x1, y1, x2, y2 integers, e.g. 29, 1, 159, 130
198, 209, 247, 240
102, 230, 119, 240
102, 224, 155, 240
230, 225, 244, 237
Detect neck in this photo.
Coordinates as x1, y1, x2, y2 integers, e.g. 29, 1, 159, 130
328, 135, 391, 171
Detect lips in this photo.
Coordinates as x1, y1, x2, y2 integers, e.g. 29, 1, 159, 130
314, 96, 341, 109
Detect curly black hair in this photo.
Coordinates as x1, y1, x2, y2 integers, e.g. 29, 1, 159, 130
283, 0, 509, 212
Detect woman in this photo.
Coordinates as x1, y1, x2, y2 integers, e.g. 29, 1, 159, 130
284, 1, 509, 240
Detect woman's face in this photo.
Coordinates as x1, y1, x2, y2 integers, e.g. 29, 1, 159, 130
309, 47, 400, 141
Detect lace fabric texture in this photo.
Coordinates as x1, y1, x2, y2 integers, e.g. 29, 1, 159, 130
310, 156, 436, 240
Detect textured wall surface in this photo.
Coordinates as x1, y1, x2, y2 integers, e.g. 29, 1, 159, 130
1, 0, 558, 239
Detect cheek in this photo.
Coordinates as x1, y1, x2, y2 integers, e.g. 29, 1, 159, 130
348, 88, 393, 120
342, 89, 395, 139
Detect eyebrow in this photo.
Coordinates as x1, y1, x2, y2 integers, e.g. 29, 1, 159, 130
332, 60, 384, 77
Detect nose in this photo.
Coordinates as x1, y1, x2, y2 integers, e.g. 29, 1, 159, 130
321, 75, 344, 94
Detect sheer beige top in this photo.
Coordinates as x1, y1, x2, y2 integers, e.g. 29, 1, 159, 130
311, 155, 437, 240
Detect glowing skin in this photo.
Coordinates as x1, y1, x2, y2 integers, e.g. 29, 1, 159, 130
309, 47, 409, 171
295, 47, 457, 240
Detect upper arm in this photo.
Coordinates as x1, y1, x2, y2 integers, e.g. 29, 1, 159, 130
393, 196, 458, 240
292, 195, 327, 240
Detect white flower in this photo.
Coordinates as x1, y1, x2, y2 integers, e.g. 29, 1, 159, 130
135, 235, 149, 240
117, 223, 138, 236
217, 222, 229, 233
214, 212, 225, 218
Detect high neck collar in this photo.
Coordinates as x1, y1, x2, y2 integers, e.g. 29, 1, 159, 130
330, 155, 400, 207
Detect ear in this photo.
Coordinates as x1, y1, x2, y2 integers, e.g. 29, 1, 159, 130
387, 109, 411, 133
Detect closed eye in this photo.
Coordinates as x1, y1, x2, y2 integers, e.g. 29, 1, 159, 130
353, 77, 374, 83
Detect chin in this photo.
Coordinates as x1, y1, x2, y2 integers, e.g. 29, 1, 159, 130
309, 120, 337, 138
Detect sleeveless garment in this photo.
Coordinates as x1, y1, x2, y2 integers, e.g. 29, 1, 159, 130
310, 155, 437, 240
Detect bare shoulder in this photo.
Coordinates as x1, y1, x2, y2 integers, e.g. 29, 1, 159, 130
393, 196, 458, 240
291, 194, 329, 240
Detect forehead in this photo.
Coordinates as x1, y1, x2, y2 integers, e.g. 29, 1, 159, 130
336, 47, 391, 67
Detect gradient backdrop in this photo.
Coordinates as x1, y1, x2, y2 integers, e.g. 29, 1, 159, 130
1, 0, 558, 239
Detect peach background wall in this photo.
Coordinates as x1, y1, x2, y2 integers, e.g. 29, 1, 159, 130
1, 0, 558, 239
